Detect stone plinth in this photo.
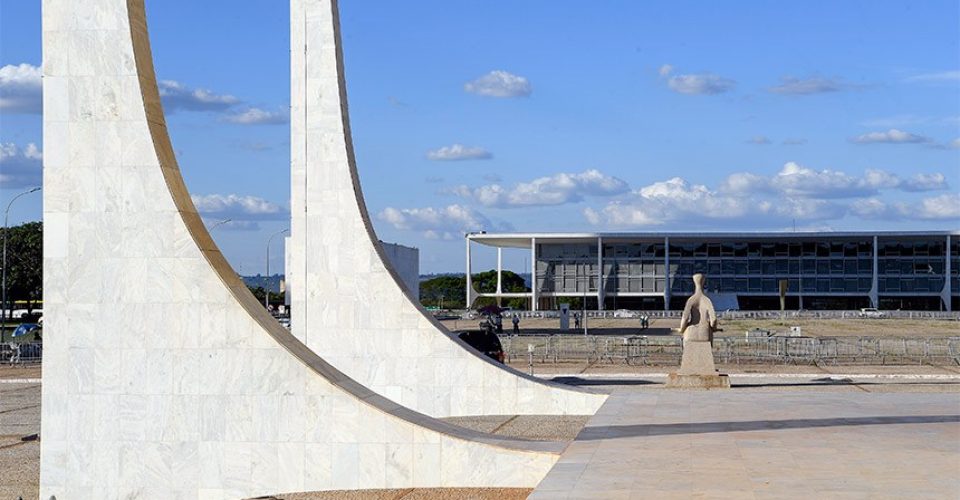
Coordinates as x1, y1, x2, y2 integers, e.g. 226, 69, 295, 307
666, 340, 730, 389
666, 373, 731, 389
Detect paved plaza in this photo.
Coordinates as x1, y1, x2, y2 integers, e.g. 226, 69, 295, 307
531, 388, 960, 499
4, 371, 960, 499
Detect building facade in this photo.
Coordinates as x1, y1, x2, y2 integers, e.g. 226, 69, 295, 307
466, 231, 958, 311
380, 241, 421, 298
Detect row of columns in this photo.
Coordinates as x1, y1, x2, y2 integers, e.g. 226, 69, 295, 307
467, 235, 955, 312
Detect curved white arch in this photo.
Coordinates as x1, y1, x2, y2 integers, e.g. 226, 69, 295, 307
40, 1, 570, 497
289, 0, 605, 417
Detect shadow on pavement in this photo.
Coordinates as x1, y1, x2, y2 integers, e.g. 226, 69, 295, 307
577, 414, 960, 440
551, 377, 658, 386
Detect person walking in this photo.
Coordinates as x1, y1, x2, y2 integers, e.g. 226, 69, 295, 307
512, 314, 520, 334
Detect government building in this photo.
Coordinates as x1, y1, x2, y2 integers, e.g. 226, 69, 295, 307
466, 231, 959, 311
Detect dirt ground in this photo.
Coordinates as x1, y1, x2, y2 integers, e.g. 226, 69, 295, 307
258, 488, 532, 500
441, 317, 960, 338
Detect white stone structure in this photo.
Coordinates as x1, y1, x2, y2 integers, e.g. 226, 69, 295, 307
40, 1, 569, 497
288, 0, 605, 417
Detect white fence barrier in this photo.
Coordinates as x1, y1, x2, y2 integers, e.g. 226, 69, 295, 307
498, 335, 960, 366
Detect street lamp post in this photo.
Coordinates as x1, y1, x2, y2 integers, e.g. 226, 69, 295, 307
208, 218, 232, 231
265, 228, 289, 310
2, 187, 42, 343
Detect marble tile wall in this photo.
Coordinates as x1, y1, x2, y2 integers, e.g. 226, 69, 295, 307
288, 0, 606, 418
41, 0, 563, 497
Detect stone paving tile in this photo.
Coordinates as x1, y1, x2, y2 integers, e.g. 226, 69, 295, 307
531, 388, 960, 499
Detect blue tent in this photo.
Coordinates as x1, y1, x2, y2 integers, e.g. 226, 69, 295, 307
11, 323, 39, 338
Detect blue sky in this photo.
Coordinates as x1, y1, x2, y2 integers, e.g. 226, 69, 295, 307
1, 0, 958, 274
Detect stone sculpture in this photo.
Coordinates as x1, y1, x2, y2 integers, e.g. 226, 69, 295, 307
40, 1, 577, 497
287, 0, 604, 417
666, 273, 730, 388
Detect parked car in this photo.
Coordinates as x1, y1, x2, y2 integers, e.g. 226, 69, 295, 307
859, 308, 885, 318
458, 329, 505, 363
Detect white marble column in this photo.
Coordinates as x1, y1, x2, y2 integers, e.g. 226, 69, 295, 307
286, 0, 603, 416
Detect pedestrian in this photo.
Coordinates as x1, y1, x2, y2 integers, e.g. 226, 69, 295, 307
574, 312, 581, 329
8, 342, 21, 365
495, 313, 503, 334
512, 314, 520, 334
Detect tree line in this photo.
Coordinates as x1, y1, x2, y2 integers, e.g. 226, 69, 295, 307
419, 270, 530, 309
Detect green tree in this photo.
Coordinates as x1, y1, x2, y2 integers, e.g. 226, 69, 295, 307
419, 275, 466, 308
419, 270, 530, 309
247, 286, 285, 308
1, 221, 42, 311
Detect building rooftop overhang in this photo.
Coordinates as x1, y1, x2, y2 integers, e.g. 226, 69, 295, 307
466, 230, 960, 248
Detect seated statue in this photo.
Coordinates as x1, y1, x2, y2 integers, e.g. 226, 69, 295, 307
679, 273, 717, 343
667, 273, 729, 388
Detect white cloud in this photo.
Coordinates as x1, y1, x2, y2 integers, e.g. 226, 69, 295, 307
453, 169, 629, 208
906, 70, 960, 83
464, 70, 532, 98
191, 194, 287, 219
746, 136, 771, 145
947, 138, 960, 149
158, 80, 240, 112
852, 194, 960, 221
851, 128, 931, 144
585, 174, 851, 229
224, 107, 288, 125
584, 177, 819, 228
0, 63, 42, 114
720, 162, 947, 199
659, 65, 735, 95
426, 144, 492, 161
719, 172, 772, 194
378, 204, 505, 239
0, 142, 42, 189
768, 76, 848, 95
773, 162, 876, 198
586, 163, 954, 229
917, 193, 960, 219
903, 173, 948, 192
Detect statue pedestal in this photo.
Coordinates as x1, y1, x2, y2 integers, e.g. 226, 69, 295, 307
666, 340, 730, 389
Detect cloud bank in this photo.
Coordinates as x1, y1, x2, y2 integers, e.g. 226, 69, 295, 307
378, 204, 510, 239
451, 169, 630, 208
191, 194, 288, 220
426, 144, 492, 161
0, 63, 42, 114
0, 143, 43, 189
464, 70, 532, 98
659, 64, 735, 95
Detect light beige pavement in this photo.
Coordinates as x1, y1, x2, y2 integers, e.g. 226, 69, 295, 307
529, 388, 960, 499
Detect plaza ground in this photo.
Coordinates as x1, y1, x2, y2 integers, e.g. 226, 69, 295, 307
441, 317, 960, 338
2, 364, 959, 499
